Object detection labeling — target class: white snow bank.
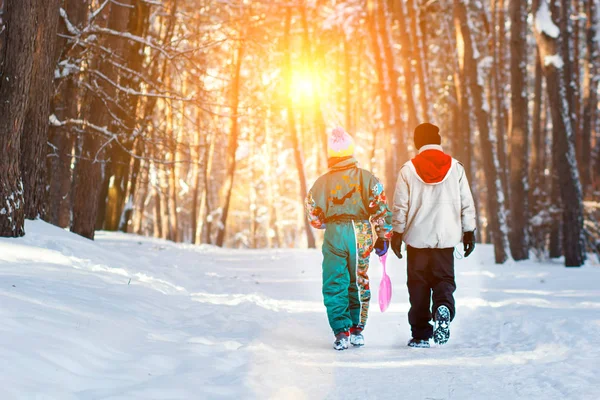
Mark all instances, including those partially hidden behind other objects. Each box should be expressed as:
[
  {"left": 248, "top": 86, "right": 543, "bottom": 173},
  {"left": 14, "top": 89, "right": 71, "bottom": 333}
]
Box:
[{"left": 1, "top": 221, "right": 599, "bottom": 399}]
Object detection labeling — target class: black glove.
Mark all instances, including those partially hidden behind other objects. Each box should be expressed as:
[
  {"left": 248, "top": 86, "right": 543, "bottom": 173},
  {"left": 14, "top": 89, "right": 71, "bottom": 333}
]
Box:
[
  {"left": 463, "top": 231, "right": 476, "bottom": 258},
  {"left": 391, "top": 233, "right": 403, "bottom": 259},
  {"left": 374, "top": 237, "right": 389, "bottom": 257}
]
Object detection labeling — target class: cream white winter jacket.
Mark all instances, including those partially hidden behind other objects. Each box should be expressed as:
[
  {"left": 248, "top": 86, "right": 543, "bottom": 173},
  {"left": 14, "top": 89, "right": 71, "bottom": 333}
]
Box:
[{"left": 392, "top": 145, "right": 477, "bottom": 249}]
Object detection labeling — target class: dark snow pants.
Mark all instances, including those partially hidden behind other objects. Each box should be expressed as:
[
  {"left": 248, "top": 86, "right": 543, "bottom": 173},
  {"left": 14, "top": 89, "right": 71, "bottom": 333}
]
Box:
[{"left": 406, "top": 246, "right": 456, "bottom": 340}]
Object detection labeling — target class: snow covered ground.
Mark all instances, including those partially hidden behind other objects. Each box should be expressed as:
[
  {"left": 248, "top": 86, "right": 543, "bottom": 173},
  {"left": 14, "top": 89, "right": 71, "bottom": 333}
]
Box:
[{"left": 1, "top": 221, "right": 599, "bottom": 400}]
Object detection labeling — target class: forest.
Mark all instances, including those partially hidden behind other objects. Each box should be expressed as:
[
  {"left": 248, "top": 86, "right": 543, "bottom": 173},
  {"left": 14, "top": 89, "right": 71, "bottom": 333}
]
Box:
[{"left": 0, "top": 0, "right": 599, "bottom": 266}]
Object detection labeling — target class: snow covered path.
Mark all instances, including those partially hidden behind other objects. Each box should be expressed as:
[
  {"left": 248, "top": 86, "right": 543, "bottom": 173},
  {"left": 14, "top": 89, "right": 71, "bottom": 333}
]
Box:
[{"left": 1, "top": 222, "right": 599, "bottom": 399}]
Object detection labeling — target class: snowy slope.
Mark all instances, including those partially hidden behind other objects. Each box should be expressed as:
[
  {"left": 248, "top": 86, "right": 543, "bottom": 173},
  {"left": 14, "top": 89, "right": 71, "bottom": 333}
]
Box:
[{"left": 1, "top": 221, "right": 599, "bottom": 400}]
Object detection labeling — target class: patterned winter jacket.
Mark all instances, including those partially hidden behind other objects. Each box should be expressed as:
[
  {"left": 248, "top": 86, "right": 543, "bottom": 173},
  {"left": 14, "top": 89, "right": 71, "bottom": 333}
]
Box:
[{"left": 305, "top": 156, "right": 393, "bottom": 239}]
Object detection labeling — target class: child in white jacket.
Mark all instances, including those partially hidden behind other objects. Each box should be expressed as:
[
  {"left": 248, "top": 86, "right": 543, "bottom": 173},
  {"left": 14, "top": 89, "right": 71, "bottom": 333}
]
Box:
[{"left": 391, "top": 123, "right": 477, "bottom": 348}]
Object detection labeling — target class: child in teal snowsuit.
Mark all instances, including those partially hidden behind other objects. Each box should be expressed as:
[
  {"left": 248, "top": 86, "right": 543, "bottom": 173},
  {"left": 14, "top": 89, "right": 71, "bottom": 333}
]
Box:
[{"left": 305, "top": 127, "right": 393, "bottom": 350}]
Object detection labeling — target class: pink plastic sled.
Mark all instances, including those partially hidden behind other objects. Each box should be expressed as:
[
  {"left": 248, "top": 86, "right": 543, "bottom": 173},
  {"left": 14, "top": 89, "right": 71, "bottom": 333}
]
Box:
[{"left": 378, "top": 253, "right": 392, "bottom": 312}]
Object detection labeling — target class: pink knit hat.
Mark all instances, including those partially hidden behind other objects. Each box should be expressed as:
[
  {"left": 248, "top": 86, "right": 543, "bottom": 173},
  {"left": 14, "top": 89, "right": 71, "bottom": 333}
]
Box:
[{"left": 328, "top": 127, "right": 355, "bottom": 158}]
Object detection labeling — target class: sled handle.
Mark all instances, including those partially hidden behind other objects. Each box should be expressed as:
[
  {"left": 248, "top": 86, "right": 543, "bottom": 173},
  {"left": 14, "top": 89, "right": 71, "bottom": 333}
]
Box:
[{"left": 380, "top": 253, "right": 387, "bottom": 274}]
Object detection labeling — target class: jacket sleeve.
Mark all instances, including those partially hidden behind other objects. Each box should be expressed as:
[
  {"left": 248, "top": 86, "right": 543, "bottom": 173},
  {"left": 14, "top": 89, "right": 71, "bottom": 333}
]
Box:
[
  {"left": 367, "top": 177, "right": 393, "bottom": 239},
  {"left": 305, "top": 188, "right": 326, "bottom": 230},
  {"left": 392, "top": 166, "right": 410, "bottom": 234},
  {"left": 458, "top": 163, "right": 477, "bottom": 233}
]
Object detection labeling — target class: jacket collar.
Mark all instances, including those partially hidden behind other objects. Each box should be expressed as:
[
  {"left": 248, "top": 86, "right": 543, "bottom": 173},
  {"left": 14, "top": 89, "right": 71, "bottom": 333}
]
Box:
[
  {"left": 418, "top": 144, "right": 444, "bottom": 154},
  {"left": 328, "top": 156, "right": 358, "bottom": 171}
]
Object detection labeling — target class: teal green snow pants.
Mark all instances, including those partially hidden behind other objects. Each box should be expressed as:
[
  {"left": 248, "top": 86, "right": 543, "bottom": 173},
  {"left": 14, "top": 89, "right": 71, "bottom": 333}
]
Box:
[{"left": 322, "top": 221, "right": 374, "bottom": 334}]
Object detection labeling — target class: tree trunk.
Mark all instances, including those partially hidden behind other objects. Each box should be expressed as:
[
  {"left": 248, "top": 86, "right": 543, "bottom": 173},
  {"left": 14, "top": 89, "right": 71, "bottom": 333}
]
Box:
[
  {"left": 20, "top": 0, "right": 61, "bottom": 220},
  {"left": 407, "top": 0, "right": 431, "bottom": 120},
  {"left": 103, "top": 146, "right": 129, "bottom": 231},
  {"left": 47, "top": 0, "right": 88, "bottom": 228},
  {"left": 71, "top": 1, "right": 132, "bottom": 239},
  {"left": 549, "top": 169, "right": 562, "bottom": 258},
  {"left": 533, "top": 0, "right": 586, "bottom": 266},
  {"left": 133, "top": 158, "right": 149, "bottom": 235},
  {"left": 367, "top": 0, "right": 392, "bottom": 143},
  {"left": 559, "top": 0, "right": 582, "bottom": 189},
  {"left": 264, "top": 108, "right": 281, "bottom": 248},
  {"left": 560, "top": 0, "right": 579, "bottom": 155},
  {"left": 508, "top": 0, "right": 530, "bottom": 260},
  {"left": 105, "top": 1, "right": 150, "bottom": 232},
  {"left": 167, "top": 103, "right": 180, "bottom": 242},
  {"left": 119, "top": 138, "right": 144, "bottom": 232},
  {"left": 46, "top": 127, "right": 75, "bottom": 228},
  {"left": 0, "top": 0, "right": 38, "bottom": 237},
  {"left": 531, "top": 51, "right": 545, "bottom": 191},
  {"left": 530, "top": 49, "right": 547, "bottom": 253},
  {"left": 376, "top": 0, "right": 407, "bottom": 195},
  {"left": 344, "top": 37, "right": 352, "bottom": 132},
  {"left": 215, "top": 43, "right": 244, "bottom": 247},
  {"left": 299, "top": 2, "right": 327, "bottom": 166},
  {"left": 283, "top": 6, "right": 316, "bottom": 248},
  {"left": 582, "top": 0, "right": 599, "bottom": 195},
  {"left": 454, "top": 0, "right": 510, "bottom": 263},
  {"left": 152, "top": 166, "right": 163, "bottom": 239},
  {"left": 391, "top": 0, "right": 419, "bottom": 134},
  {"left": 492, "top": 0, "right": 510, "bottom": 205},
  {"left": 200, "top": 130, "right": 216, "bottom": 244},
  {"left": 95, "top": 163, "right": 110, "bottom": 231},
  {"left": 191, "top": 115, "right": 204, "bottom": 244},
  {"left": 249, "top": 120, "right": 258, "bottom": 248},
  {"left": 443, "top": 5, "right": 472, "bottom": 177}
]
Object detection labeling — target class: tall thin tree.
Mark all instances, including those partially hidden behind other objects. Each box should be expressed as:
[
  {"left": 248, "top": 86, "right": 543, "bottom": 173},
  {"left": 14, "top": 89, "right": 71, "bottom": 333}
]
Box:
[
  {"left": 532, "top": 0, "right": 586, "bottom": 266},
  {"left": 215, "top": 43, "right": 244, "bottom": 247},
  {"left": 454, "top": 0, "right": 510, "bottom": 263},
  {"left": 582, "top": 0, "right": 599, "bottom": 194},
  {"left": 283, "top": 6, "right": 316, "bottom": 248},
  {"left": 508, "top": 0, "right": 530, "bottom": 260}
]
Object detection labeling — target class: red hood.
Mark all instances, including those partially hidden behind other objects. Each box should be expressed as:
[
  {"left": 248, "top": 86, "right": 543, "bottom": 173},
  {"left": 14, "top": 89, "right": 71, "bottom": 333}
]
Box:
[{"left": 411, "top": 150, "right": 452, "bottom": 183}]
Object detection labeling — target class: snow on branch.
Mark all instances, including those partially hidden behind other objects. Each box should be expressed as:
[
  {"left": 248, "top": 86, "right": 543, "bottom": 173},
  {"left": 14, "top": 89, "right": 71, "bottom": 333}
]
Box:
[
  {"left": 535, "top": 0, "right": 560, "bottom": 39},
  {"left": 89, "top": 0, "right": 111, "bottom": 22},
  {"left": 48, "top": 115, "right": 206, "bottom": 166},
  {"left": 59, "top": 8, "right": 80, "bottom": 35},
  {"left": 49, "top": 116, "right": 118, "bottom": 139},
  {"left": 84, "top": 25, "right": 170, "bottom": 58},
  {"left": 88, "top": 69, "right": 195, "bottom": 102}
]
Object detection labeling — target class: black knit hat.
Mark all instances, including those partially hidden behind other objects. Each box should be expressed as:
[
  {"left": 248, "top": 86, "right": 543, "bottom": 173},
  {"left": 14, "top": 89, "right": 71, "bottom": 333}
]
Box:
[{"left": 414, "top": 123, "right": 441, "bottom": 150}]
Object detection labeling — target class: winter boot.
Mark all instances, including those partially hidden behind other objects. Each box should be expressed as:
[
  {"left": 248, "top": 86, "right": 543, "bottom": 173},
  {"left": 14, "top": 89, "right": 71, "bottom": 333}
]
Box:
[
  {"left": 349, "top": 327, "right": 365, "bottom": 347},
  {"left": 407, "top": 338, "right": 430, "bottom": 348},
  {"left": 433, "top": 305, "right": 451, "bottom": 345},
  {"left": 333, "top": 331, "right": 350, "bottom": 351}
]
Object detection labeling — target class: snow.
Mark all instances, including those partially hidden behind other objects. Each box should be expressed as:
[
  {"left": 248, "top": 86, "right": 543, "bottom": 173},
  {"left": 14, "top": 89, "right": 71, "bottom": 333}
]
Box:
[
  {"left": 59, "top": 8, "right": 80, "bottom": 35},
  {"left": 535, "top": 0, "right": 560, "bottom": 39},
  {"left": 477, "top": 56, "right": 493, "bottom": 88},
  {"left": 48, "top": 114, "right": 62, "bottom": 127},
  {"left": 544, "top": 54, "right": 564, "bottom": 69},
  {"left": 1, "top": 221, "right": 600, "bottom": 399}
]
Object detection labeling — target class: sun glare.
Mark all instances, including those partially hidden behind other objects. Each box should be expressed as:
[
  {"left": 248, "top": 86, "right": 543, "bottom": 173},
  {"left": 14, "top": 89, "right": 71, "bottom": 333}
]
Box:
[{"left": 289, "top": 68, "right": 319, "bottom": 105}]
